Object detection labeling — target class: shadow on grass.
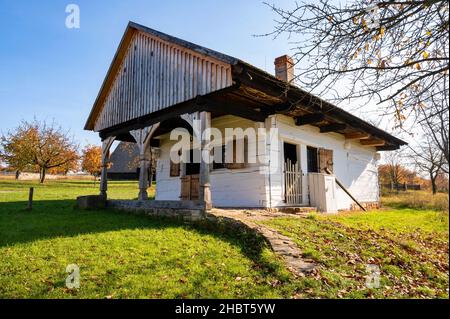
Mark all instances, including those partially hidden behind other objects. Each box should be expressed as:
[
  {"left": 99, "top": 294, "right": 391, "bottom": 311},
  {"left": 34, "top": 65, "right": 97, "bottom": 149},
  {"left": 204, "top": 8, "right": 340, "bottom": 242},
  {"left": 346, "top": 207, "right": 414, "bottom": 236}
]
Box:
[{"left": 0, "top": 199, "right": 278, "bottom": 277}]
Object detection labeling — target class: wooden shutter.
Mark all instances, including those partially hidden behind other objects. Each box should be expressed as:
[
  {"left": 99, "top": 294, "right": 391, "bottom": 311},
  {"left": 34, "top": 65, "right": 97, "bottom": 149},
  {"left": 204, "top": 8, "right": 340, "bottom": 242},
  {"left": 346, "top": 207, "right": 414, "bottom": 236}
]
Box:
[
  {"left": 170, "top": 160, "right": 180, "bottom": 177},
  {"left": 225, "top": 139, "right": 247, "bottom": 169},
  {"left": 318, "top": 148, "right": 334, "bottom": 173},
  {"left": 190, "top": 175, "right": 199, "bottom": 200},
  {"left": 180, "top": 175, "right": 199, "bottom": 200},
  {"left": 180, "top": 176, "right": 190, "bottom": 200}
]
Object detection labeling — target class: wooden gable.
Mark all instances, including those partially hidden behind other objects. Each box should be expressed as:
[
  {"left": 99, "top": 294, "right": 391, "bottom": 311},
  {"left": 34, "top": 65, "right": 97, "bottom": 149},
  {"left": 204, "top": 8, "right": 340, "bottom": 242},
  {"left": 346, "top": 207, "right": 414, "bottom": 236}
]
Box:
[
  {"left": 86, "top": 22, "right": 406, "bottom": 152},
  {"left": 89, "top": 27, "right": 233, "bottom": 132}
]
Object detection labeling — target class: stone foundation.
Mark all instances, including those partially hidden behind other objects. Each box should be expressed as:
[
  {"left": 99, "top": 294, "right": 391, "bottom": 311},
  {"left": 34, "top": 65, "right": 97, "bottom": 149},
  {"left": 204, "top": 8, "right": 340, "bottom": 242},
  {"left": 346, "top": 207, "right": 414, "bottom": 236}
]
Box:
[
  {"left": 76, "top": 195, "right": 106, "bottom": 209},
  {"left": 268, "top": 206, "right": 317, "bottom": 214},
  {"left": 106, "top": 200, "right": 207, "bottom": 222},
  {"left": 350, "top": 201, "right": 380, "bottom": 211}
]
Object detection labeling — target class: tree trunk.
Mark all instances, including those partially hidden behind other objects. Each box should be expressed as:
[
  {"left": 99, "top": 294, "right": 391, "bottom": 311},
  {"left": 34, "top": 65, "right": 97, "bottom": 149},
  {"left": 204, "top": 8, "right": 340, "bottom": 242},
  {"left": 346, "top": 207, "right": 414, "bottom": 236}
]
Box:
[
  {"left": 40, "top": 167, "right": 46, "bottom": 184},
  {"left": 431, "top": 176, "right": 437, "bottom": 195},
  {"left": 15, "top": 170, "right": 20, "bottom": 180}
]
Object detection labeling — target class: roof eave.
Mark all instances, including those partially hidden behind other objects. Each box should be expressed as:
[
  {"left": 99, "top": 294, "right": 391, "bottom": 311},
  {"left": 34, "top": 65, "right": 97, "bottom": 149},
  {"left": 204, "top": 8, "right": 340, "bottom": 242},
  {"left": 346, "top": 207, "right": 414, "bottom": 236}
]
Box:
[
  {"left": 85, "top": 21, "right": 241, "bottom": 132},
  {"left": 84, "top": 22, "right": 138, "bottom": 131},
  {"left": 233, "top": 61, "right": 408, "bottom": 148}
]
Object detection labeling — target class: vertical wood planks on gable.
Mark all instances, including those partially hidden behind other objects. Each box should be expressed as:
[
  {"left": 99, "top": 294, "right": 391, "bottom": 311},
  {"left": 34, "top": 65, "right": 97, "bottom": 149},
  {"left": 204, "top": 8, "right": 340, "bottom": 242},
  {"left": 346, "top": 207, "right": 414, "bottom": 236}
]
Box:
[{"left": 94, "top": 31, "right": 233, "bottom": 132}]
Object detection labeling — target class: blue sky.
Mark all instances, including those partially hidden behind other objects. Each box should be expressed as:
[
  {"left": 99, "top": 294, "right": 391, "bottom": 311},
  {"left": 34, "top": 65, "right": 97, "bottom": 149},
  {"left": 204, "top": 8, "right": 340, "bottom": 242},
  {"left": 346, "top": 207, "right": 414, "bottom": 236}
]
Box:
[
  {"left": 0, "top": 0, "right": 399, "bottom": 148},
  {"left": 0, "top": 0, "right": 299, "bottom": 146}
]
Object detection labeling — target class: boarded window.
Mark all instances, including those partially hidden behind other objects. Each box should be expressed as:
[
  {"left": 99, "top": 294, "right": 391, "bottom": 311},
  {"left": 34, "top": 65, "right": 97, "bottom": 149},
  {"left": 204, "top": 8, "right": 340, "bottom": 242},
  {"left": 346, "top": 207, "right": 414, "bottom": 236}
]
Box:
[
  {"left": 318, "top": 148, "right": 334, "bottom": 173},
  {"left": 225, "top": 138, "right": 248, "bottom": 170},
  {"left": 170, "top": 160, "right": 180, "bottom": 177}
]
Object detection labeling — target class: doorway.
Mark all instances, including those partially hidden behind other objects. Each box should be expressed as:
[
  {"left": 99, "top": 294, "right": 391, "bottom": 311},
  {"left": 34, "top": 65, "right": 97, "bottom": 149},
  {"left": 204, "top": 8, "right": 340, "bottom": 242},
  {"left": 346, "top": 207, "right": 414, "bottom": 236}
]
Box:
[
  {"left": 283, "top": 142, "right": 302, "bottom": 205},
  {"left": 284, "top": 142, "right": 298, "bottom": 165},
  {"left": 180, "top": 149, "right": 200, "bottom": 200}
]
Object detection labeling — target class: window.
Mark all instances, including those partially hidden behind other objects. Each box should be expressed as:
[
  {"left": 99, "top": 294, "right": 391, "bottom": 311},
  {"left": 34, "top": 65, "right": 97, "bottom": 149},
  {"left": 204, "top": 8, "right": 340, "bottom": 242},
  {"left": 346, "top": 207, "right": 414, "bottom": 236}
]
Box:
[
  {"left": 226, "top": 138, "right": 248, "bottom": 169},
  {"left": 170, "top": 149, "right": 182, "bottom": 177},
  {"left": 185, "top": 149, "right": 200, "bottom": 176},
  {"left": 307, "top": 146, "right": 319, "bottom": 173},
  {"left": 170, "top": 160, "right": 180, "bottom": 177},
  {"left": 307, "top": 147, "right": 334, "bottom": 173},
  {"left": 213, "top": 138, "right": 248, "bottom": 170},
  {"left": 284, "top": 142, "right": 298, "bottom": 165}
]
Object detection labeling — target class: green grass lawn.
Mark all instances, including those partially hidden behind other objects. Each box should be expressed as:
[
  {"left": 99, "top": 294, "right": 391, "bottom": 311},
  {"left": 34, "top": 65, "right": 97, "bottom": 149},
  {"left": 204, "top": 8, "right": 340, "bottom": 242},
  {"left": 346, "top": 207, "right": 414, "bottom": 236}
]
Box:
[
  {"left": 263, "top": 209, "right": 449, "bottom": 298},
  {"left": 0, "top": 179, "right": 298, "bottom": 298},
  {"left": 0, "top": 179, "right": 448, "bottom": 299}
]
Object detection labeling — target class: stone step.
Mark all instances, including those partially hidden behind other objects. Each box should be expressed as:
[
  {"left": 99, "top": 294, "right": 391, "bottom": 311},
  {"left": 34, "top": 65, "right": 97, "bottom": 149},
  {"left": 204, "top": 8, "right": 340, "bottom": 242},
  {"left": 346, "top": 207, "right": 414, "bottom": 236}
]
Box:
[{"left": 271, "top": 207, "right": 318, "bottom": 215}]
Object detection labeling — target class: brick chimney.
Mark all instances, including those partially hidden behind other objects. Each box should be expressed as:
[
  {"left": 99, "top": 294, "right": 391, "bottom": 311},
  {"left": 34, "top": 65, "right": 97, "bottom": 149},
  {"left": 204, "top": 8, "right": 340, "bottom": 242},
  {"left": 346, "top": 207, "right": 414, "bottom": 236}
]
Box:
[{"left": 274, "top": 55, "right": 294, "bottom": 83}]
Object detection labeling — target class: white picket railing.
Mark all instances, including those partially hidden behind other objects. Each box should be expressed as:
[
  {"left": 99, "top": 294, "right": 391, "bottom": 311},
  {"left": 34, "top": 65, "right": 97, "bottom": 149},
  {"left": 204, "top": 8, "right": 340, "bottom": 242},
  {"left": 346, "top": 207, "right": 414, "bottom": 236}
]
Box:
[{"left": 284, "top": 159, "right": 303, "bottom": 205}]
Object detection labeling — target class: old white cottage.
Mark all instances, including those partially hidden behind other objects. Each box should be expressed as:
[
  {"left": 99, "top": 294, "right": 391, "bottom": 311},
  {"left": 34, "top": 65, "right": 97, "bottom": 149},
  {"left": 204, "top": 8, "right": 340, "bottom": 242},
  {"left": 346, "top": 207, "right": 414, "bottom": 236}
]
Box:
[{"left": 84, "top": 22, "right": 406, "bottom": 214}]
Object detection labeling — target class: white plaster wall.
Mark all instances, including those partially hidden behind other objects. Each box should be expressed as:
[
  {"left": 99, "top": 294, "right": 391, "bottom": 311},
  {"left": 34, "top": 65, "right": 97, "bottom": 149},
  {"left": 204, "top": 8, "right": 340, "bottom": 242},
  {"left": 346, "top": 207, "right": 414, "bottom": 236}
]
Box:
[
  {"left": 155, "top": 115, "right": 268, "bottom": 207},
  {"left": 210, "top": 115, "right": 267, "bottom": 207},
  {"left": 155, "top": 114, "right": 380, "bottom": 210},
  {"left": 271, "top": 115, "right": 380, "bottom": 210},
  {"left": 155, "top": 137, "right": 182, "bottom": 201}
]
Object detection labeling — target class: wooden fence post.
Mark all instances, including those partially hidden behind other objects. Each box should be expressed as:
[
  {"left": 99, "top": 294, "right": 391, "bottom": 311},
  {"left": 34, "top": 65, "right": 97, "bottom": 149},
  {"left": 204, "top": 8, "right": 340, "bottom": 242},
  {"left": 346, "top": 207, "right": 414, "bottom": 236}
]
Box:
[{"left": 27, "top": 187, "right": 34, "bottom": 211}]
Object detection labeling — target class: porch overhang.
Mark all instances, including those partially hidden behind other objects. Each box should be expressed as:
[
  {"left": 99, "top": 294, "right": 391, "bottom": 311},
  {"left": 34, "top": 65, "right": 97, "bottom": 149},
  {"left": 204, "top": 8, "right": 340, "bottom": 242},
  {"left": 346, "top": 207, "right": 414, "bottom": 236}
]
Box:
[
  {"left": 87, "top": 21, "right": 406, "bottom": 151},
  {"left": 229, "top": 62, "right": 408, "bottom": 151}
]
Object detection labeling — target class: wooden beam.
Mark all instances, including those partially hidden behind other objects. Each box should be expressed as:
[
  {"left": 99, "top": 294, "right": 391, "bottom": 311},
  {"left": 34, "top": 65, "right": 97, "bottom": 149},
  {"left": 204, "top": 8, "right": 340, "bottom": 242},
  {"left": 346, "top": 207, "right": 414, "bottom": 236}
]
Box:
[
  {"left": 296, "top": 113, "right": 325, "bottom": 126},
  {"left": 99, "top": 98, "right": 204, "bottom": 139},
  {"left": 204, "top": 98, "right": 269, "bottom": 122},
  {"left": 377, "top": 144, "right": 399, "bottom": 151},
  {"left": 232, "top": 63, "right": 407, "bottom": 148},
  {"left": 273, "top": 102, "right": 293, "bottom": 112},
  {"left": 320, "top": 123, "right": 347, "bottom": 133},
  {"left": 344, "top": 132, "right": 370, "bottom": 140},
  {"left": 360, "top": 138, "right": 386, "bottom": 147}
]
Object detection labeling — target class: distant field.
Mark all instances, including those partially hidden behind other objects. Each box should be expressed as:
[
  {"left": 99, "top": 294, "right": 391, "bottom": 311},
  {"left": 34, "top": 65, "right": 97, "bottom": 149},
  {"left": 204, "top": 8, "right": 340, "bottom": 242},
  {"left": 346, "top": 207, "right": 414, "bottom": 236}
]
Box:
[
  {"left": 381, "top": 190, "right": 449, "bottom": 212},
  {"left": 0, "top": 178, "right": 144, "bottom": 201},
  {"left": 0, "top": 179, "right": 448, "bottom": 299},
  {"left": 0, "top": 174, "right": 93, "bottom": 181}
]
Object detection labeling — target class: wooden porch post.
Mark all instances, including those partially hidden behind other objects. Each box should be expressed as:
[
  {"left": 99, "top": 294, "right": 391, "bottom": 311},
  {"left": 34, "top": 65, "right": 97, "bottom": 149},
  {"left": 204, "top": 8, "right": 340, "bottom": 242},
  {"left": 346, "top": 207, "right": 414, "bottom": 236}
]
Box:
[
  {"left": 199, "top": 111, "right": 212, "bottom": 210},
  {"left": 131, "top": 124, "right": 160, "bottom": 201},
  {"left": 138, "top": 153, "right": 149, "bottom": 200},
  {"left": 100, "top": 136, "right": 115, "bottom": 198}
]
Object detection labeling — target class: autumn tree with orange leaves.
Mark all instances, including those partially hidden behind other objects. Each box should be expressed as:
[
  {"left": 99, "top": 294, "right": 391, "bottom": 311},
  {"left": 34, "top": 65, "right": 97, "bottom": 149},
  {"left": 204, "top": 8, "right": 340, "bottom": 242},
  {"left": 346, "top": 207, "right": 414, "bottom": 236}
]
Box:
[
  {"left": 0, "top": 120, "right": 79, "bottom": 183},
  {"left": 0, "top": 121, "right": 36, "bottom": 179},
  {"left": 48, "top": 149, "right": 80, "bottom": 175},
  {"left": 81, "top": 145, "right": 102, "bottom": 180}
]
